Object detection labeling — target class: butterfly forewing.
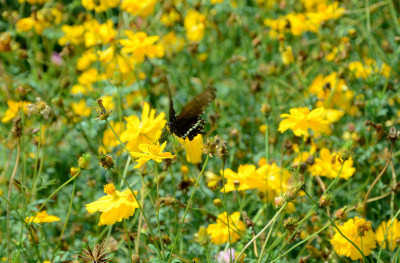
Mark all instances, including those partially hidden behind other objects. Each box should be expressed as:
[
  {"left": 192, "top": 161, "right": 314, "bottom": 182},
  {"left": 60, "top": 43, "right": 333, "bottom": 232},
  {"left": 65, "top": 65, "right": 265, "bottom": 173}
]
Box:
[{"left": 176, "top": 87, "right": 216, "bottom": 121}]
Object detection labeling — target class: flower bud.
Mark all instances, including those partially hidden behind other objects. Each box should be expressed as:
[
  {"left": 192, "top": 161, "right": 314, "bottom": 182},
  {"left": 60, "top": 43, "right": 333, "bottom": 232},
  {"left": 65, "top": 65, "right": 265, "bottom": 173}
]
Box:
[
  {"left": 78, "top": 153, "right": 91, "bottom": 169},
  {"left": 70, "top": 167, "right": 80, "bottom": 177},
  {"left": 207, "top": 180, "right": 219, "bottom": 191},
  {"left": 213, "top": 198, "right": 222, "bottom": 207},
  {"left": 274, "top": 195, "right": 285, "bottom": 208},
  {"left": 334, "top": 207, "right": 347, "bottom": 221},
  {"left": 318, "top": 193, "right": 332, "bottom": 209},
  {"left": 98, "top": 152, "right": 114, "bottom": 169}
]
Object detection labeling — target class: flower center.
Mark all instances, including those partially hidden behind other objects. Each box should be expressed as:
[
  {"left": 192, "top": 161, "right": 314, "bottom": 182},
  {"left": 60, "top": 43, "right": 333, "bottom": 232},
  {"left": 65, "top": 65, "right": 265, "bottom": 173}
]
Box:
[{"left": 104, "top": 183, "right": 117, "bottom": 197}]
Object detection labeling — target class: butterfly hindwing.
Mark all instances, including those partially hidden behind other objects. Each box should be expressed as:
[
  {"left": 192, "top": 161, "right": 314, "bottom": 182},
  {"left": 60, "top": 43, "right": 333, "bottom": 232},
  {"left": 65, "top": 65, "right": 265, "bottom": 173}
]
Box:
[{"left": 176, "top": 87, "right": 216, "bottom": 121}]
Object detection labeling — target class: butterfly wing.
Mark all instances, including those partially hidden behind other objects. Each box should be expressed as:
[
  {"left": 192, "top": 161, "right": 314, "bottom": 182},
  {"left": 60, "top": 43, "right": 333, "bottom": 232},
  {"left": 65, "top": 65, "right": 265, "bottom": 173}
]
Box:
[{"left": 172, "top": 87, "right": 216, "bottom": 140}]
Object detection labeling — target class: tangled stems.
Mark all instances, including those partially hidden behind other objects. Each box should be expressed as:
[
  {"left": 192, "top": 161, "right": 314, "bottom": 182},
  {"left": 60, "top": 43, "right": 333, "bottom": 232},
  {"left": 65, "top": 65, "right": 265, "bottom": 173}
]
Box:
[
  {"left": 113, "top": 168, "right": 164, "bottom": 259},
  {"left": 234, "top": 203, "right": 287, "bottom": 263},
  {"left": 363, "top": 142, "right": 394, "bottom": 218},
  {"left": 167, "top": 155, "right": 210, "bottom": 263},
  {"left": 0, "top": 194, "right": 43, "bottom": 262}
]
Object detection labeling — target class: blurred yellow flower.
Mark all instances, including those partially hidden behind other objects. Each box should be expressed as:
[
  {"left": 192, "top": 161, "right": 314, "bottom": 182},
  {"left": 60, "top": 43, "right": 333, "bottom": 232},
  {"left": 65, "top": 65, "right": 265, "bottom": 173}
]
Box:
[
  {"left": 178, "top": 134, "right": 203, "bottom": 164},
  {"left": 376, "top": 218, "right": 400, "bottom": 251},
  {"left": 78, "top": 68, "right": 105, "bottom": 87},
  {"left": 121, "top": 0, "right": 157, "bottom": 17},
  {"left": 101, "top": 95, "right": 115, "bottom": 112},
  {"left": 25, "top": 211, "right": 60, "bottom": 223},
  {"left": 2, "top": 100, "right": 29, "bottom": 123},
  {"left": 76, "top": 49, "right": 97, "bottom": 71},
  {"left": 308, "top": 72, "right": 357, "bottom": 115},
  {"left": 86, "top": 183, "right": 139, "bottom": 226},
  {"left": 349, "top": 58, "right": 391, "bottom": 79},
  {"left": 120, "top": 102, "right": 166, "bottom": 152},
  {"left": 16, "top": 17, "right": 35, "bottom": 32},
  {"left": 280, "top": 45, "right": 294, "bottom": 65},
  {"left": 82, "top": 0, "right": 119, "bottom": 12},
  {"left": 19, "top": 0, "right": 49, "bottom": 4},
  {"left": 278, "top": 107, "right": 331, "bottom": 137},
  {"left": 130, "top": 141, "right": 175, "bottom": 169},
  {"left": 330, "top": 217, "right": 376, "bottom": 260},
  {"left": 84, "top": 19, "right": 116, "bottom": 47},
  {"left": 59, "top": 24, "right": 85, "bottom": 46},
  {"left": 161, "top": 31, "right": 185, "bottom": 57},
  {"left": 222, "top": 164, "right": 267, "bottom": 192},
  {"left": 120, "top": 31, "right": 164, "bottom": 62},
  {"left": 98, "top": 46, "right": 114, "bottom": 63},
  {"left": 207, "top": 212, "right": 246, "bottom": 245},
  {"left": 184, "top": 9, "right": 206, "bottom": 42},
  {"left": 310, "top": 148, "right": 355, "bottom": 180},
  {"left": 102, "top": 121, "right": 124, "bottom": 151},
  {"left": 257, "top": 163, "right": 291, "bottom": 200},
  {"left": 211, "top": 0, "right": 224, "bottom": 3},
  {"left": 161, "top": 9, "right": 181, "bottom": 26},
  {"left": 70, "top": 84, "right": 94, "bottom": 95},
  {"left": 71, "top": 99, "right": 92, "bottom": 117}
]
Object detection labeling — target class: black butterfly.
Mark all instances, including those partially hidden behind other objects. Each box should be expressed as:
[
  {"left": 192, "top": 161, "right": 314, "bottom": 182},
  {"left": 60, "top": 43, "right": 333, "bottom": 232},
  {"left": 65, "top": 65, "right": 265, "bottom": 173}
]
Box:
[{"left": 166, "top": 87, "right": 216, "bottom": 141}]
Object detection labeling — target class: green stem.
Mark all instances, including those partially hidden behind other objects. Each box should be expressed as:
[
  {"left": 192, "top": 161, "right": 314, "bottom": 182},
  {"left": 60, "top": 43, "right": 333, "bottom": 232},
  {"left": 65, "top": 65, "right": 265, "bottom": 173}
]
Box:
[
  {"left": 168, "top": 155, "right": 210, "bottom": 263},
  {"left": 234, "top": 203, "right": 286, "bottom": 263},
  {"left": 54, "top": 180, "right": 76, "bottom": 260},
  {"left": 154, "top": 163, "right": 165, "bottom": 256},
  {"left": 124, "top": 220, "right": 132, "bottom": 262}
]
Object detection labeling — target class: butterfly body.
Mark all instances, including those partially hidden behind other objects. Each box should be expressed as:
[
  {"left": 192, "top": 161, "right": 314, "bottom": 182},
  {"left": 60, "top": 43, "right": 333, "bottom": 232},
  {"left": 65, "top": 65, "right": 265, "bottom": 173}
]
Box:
[{"left": 167, "top": 87, "right": 216, "bottom": 141}]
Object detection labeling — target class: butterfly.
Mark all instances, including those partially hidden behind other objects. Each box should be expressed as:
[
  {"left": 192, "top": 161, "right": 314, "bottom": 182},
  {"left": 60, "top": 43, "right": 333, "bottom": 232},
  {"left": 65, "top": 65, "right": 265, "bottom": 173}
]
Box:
[{"left": 166, "top": 87, "right": 216, "bottom": 141}]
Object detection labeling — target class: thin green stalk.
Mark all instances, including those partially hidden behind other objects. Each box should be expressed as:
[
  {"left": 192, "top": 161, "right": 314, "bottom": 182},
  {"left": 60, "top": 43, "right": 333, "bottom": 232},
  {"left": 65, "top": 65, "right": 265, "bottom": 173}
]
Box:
[
  {"left": 234, "top": 203, "right": 287, "bottom": 263},
  {"left": 168, "top": 156, "right": 210, "bottom": 263},
  {"left": 54, "top": 180, "right": 76, "bottom": 260},
  {"left": 258, "top": 213, "right": 277, "bottom": 262},
  {"left": 0, "top": 194, "right": 43, "bottom": 262},
  {"left": 304, "top": 191, "right": 368, "bottom": 263},
  {"left": 205, "top": 245, "right": 211, "bottom": 263},
  {"left": 220, "top": 161, "right": 232, "bottom": 262},
  {"left": 113, "top": 168, "right": 163, "bottom": 259},
  {"left": 7, "top": 143, "right": 20, "bottom": 263},
  {"left": 269, "top": 222, "right": 331, "bottom": 263},
  {"left": 154, "top": 163, "right": 166, "bottom": 257},
  {"left": 124, "top": 220, "right": 132, "bottom": 262},
  {"left": 36, "top": 173, "right": 79, "bottom": 214},
  {"left": 377, "top": 209, "right": 400, "bottom": 261}
]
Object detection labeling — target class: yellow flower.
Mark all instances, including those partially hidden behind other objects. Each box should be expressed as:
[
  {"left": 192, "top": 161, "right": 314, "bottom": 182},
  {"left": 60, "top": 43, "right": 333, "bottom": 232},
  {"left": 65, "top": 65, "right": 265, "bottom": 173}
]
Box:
[
  {"left": 2, "top": 100, "right": 29, "bottom": 123},
  {"left": 121, "top": 0, "right": 157, "bottom": 17},
  {"left": 98, "top": 46, "right": 115, "bottom": 63},
  {"left": 130, "top": 141, "right": 175, "bottom": 169},
  {"left": 70, "top": 84, "right": 94, "bottom": 95},
  {"left": 101, "top": 95, "right": 115, "bottom": 112},
  {"left": 278, "top": 107, "right": 331, "bottom": 137},
  {"left": 376, "top": 218, "right": 400, "bottom": 251},
  {"left": 25, "top": 210, "right": 60, "bottom": 223},
  {"left": 308, "top": 72, "right": 357, "bottom": 115},
  {"left": 120, "top": 102, "right": 166, "bottom": 152},
  {"left": 161, "top": 31, "right": 185, "bottom": 57},
  {"left": 76, "top": 49, "right": 97, "bottom": 71},
  {"left": 280, "top": 45, "right": 294, "bottom": 65},
  {"left": 120, "top": 31, "right": 164, "bottom": 62},
  {"left": 82, "top": 0, "right": 119, "bottom": 12},
  {"left": 207, "top": 212, "right": 246, "bottom": 245},
  {"left": 310, "top": 148, "right": 355, "bottom": 180},
  {"left": 178, "top": 134, "right": 203, "bottom": 164},
  {"left": 211, "top": 0, "right": 224, "bottom": 3},
  {"left": 78, "top": 68, "right": 104, "bottom": 87},
  {"left": 71, "top": 99, "right": 92, "bottom": 117},
  {"left": 222, "top": 164, "right": 267, "bottom": 192},
  {"left": 161, "top": 9, "right": 181, "bottom": 26},
  {"left": 58, "top": 24, "right": 85, "bottom": 46},
  {"left": 256, "top": 163, "right": 291, "bottom": 200},
  {"left": 349, "top": 58, "right": 391, "bottom": 79},
  {"left": 86, "top": 183, "right": 139, "bottom": 226},
  {"left": 16, "top": 17, "right": 35, "bottom": 32},
  {"left": 19, "top": 0, "right": 49, "bottom": 4},
  {"left": 83, "top": 19, "right": 116, "bottom": 47},
  {"left": 184, "top": 9, "right": 206, "bottom": 42},
  {"left": 330, "top": 217, "right": 376, "bottom": 260}
]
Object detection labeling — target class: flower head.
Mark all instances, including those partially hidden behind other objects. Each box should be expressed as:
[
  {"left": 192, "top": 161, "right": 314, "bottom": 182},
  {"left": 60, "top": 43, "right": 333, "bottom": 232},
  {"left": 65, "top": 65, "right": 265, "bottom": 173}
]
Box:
[
  {"left": 330, "top": 217, "right": 376, "bottom": 260},
  {"left": 131, "top": 141, "right": 175, "bottom": 169},
  {"left": 25, "top": 210, "right": 60, "bottom": 223},
  {"left": 120, "top": 102, "right": 166, "bottom": 152},
  {"left": 376, "top": 218, "right": 400, "bottom": 251},
  {"left": 310, "top": 148, "right": 355, "bottom": 180},
  {"left": 278, "top": 107, "right": 331, "bottom": 137},
  {"left": 86, "top": 183, "right": 139, "bottom": 226},
  {"left": 120, "top": 31, "right": 164, "bottom": 62},
  {"left": 184, "top": 9, "right": 206, "bottom": 42},
  {"left": 121, "top": 0, "right": 157, "bottom": 17},
  {"left": 207, "top": 212, "right": 246, "bottom": 245},
  {"left": 1, "top": 100, "right": 29, "bottom": 123}
]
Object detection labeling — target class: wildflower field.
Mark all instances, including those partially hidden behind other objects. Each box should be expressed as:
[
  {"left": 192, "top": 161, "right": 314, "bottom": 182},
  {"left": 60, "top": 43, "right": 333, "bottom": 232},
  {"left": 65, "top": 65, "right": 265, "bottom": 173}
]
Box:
[{"left": 2, "top": 0, "right": 400, "bottom": 262}]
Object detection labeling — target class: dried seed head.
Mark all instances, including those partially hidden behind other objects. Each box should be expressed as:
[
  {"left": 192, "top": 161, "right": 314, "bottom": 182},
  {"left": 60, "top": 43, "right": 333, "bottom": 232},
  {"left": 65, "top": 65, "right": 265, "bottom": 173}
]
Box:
[
  {"left": 98, "top": 152, "right": 114, "bottom": 169},
  {"left": 94, "top": 98, "right": 112, "bottom": 121},
  {"left": 79, "top": 240, "right": 112, "bottom": 263}
]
